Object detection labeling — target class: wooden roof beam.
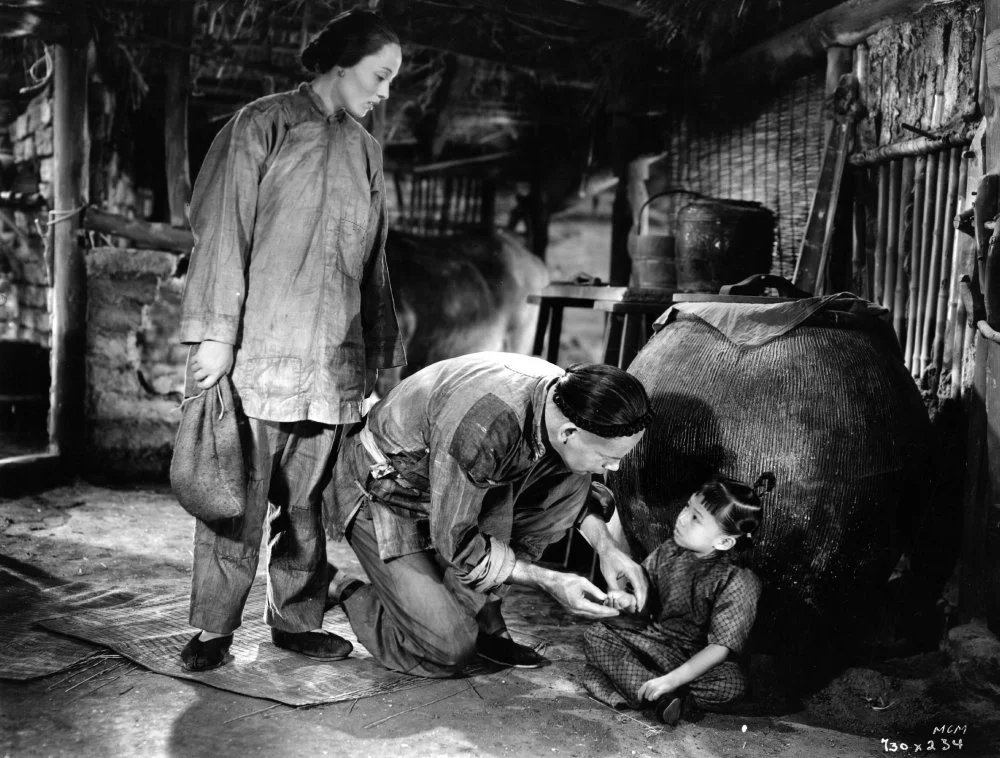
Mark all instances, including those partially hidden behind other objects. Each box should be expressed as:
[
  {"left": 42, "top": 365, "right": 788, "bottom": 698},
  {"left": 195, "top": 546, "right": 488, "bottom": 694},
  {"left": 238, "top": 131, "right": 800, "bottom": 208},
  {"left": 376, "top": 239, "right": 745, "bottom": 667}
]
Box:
[
  {"left": 410, "top": 0, "right": 633, "bottom": 31},
  {"left": 549, "top": 0, "right": 652, "bottom": 18},
  {"left": 400, "top": 38, "right": 598, "bottom": 82},
  {"left": 708, "top": 0, "right": 964, "bottom": 90}
]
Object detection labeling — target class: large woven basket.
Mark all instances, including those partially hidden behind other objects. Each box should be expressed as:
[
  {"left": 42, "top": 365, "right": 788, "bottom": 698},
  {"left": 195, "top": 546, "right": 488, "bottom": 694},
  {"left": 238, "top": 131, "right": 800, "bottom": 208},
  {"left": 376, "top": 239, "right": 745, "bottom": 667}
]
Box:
[{"left": 611, "top": 291, "right": 930, "bottom": 657}]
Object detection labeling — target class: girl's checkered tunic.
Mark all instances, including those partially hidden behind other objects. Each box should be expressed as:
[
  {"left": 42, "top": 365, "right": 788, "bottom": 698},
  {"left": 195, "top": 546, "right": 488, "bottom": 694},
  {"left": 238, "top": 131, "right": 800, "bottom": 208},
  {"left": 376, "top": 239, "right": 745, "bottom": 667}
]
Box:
[{"left": 584, "top": 539, "right": 762, "bottom": 710}]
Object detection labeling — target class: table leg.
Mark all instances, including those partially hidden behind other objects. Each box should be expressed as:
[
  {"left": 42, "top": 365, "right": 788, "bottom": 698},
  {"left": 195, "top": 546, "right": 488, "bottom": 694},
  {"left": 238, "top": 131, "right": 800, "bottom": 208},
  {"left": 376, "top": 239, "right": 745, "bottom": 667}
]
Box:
[
  {"left": 532, "top": 303, "right": 551, "bottom": 357},
  {"left": 620, "top": 313, "right": 644, "bottom": 369},
  {"left": 545, "top": 306, "right": 564, "bottom": 364},
  {"left": 602, "top": 313, "right": 625, "bottom": 366}
]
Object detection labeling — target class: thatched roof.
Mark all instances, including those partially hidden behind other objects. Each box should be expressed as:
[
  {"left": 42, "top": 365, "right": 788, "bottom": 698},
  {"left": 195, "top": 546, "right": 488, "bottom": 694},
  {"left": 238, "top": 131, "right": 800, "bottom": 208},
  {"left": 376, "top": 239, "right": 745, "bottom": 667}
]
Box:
[
  {"left": 1, "top": 0, "right": 848, "bottom": 92},
  {"left": 636, "top": 0, "right": 844, "bottom": 63},
  {"left": 0, "top": 0, "right": 852, "bottom": 159}
]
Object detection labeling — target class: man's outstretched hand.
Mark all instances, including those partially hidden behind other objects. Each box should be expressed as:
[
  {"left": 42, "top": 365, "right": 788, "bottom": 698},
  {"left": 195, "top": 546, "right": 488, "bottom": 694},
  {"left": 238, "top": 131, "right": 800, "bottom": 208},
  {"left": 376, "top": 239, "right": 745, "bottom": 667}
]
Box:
[
  {"left": 508, "top": 558, "right": 618, "bottom": 619},
  {"left": 540, "top": 571, "right": 619, "bottom": 620}
]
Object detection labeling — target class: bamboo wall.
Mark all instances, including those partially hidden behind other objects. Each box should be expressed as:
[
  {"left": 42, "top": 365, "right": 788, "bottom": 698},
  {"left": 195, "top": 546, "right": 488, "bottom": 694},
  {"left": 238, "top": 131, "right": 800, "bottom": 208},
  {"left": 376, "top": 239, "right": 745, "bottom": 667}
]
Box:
[
  {"left": 650, "top": 2, "right": 982, "bottom": 390},
  {"left": 855, "top": 2, "right": 982, "bottom": 388},
  {"left": 653, "top": 69, "right": 828, "bottom": 280}
]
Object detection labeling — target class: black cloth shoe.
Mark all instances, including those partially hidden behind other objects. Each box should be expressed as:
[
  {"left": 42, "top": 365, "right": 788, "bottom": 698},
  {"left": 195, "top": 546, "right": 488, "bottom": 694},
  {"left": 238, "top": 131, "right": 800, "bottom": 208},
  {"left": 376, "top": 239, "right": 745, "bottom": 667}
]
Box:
[
  {"left": 271, "top": 628, "right": 353, "bottom": 661},
  {"left": 656, "top": 695, "right": 684, "bottom": 726},
  {"left": 180, "top": 633, "right": 233, "bottom": 672},
  {"left": 476, "top": 632, "right": 550, "bottom": 669}
]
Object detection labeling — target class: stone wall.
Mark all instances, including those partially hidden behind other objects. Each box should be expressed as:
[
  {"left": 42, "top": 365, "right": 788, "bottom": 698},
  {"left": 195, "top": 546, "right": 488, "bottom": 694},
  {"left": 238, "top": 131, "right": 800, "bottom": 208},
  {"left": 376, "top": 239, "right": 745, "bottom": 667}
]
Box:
[
  {"left": 1, "top": 92, "right": 53, "bottom": 348},
  {"left": 1, "top": 85, "right": 163, "bottom": 468},
  {"left": 85, "top": 247, "right": 186, "bottom": 480},
  {"left": 1, "top": 86, "right": 157, "bottom": 349}
]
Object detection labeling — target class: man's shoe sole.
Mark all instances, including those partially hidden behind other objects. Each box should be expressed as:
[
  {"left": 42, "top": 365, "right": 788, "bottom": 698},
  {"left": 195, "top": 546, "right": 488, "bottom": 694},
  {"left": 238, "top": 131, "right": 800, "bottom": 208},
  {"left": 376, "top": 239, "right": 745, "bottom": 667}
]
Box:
[{"left": 271, "top": 630, "right": 353, "bottom": 661}]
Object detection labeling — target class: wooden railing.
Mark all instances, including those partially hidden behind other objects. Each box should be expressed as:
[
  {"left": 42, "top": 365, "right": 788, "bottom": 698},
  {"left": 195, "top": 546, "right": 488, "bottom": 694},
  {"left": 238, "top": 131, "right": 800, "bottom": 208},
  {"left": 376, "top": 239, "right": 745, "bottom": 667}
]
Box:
[{"left": 388, "top": 152, "right": 514, "bottom": 237}]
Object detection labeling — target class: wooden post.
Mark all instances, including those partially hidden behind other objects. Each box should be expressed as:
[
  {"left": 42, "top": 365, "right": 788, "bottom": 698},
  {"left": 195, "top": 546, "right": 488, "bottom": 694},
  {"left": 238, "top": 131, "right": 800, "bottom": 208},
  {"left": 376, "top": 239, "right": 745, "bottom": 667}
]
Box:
[
  {"left": 883, "top": 158, "right": 914, "bottom": 334},
  {"left": 981, "top": 8, "right": 1000, "bottom": 173},
  {"left": 960, "top": 0, "right": 1000, "bottom": 628},
  {"left": 932, "top": 148, "right": 961, "bottom": 375},
  {"left": 884, "top": 161, "right": 902, "bottom": 310},
  {"left": 480, "top": 173, "right": 496, "bottom": 234},
  {"left": 892, "top": 158, "right": 915, "bottom": 342},
  {"left": 874, "top": 163, "right": 890, "bottom": 304},
  {"left": 794, "top": 51, "right": 858, "bottom": 295},
  {"left": 945, "top": 153, "right": 971, "bottom": 367},
  {"left": 828, "top": 47, "right": 856, "bottom": 294},
  {"left": 525, "top": 176, "right": 550, "bottom": 259},
  {"left": 826, "top": 47, "right": 853, "bottom": 133},
  {"left": 851, "top": 167, "right": 870, "bottom": 298},
  {"left": 50, "top": 43, "right": 89, "bottom": 473},
  {"left": 609, "top": 110, "right": 638, "bottom": 287},
  {"left": 905, "top": 156, "right": 927, "bottom": 370},
  {"left": 913, "top": 152, "right": 939, "bottom": 377},
  {"left": 164, "top": 1, "right": 194, "bottom": 228},
  {"left": 605, "top": 100, "right": 643, "bottom": 367},
  {"left": 919, "top": 150, "right": 950, "bottom": 376},
  {"left": 962, "top": 327, "right": 991, "bottom": 622}
]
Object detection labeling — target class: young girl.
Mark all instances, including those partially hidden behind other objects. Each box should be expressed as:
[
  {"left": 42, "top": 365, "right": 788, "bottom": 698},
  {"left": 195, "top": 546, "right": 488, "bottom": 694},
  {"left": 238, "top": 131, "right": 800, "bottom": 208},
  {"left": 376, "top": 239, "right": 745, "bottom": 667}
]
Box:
[{"left": 583, "top": 473, "right": 774, "bottom": 725}]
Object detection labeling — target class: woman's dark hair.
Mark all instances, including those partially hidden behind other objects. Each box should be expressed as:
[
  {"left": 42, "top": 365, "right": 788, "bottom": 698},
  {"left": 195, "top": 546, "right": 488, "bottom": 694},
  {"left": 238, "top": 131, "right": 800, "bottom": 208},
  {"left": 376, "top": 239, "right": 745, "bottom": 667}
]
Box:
[
  {"left": 552, "top": 363, "right": 653, "bottom": 438},
  {"left": 696, "top": 472, "right": 775, "bottom": 566},
  {"left": 301, "top": 10, "right": 399, "bottom": 73}
]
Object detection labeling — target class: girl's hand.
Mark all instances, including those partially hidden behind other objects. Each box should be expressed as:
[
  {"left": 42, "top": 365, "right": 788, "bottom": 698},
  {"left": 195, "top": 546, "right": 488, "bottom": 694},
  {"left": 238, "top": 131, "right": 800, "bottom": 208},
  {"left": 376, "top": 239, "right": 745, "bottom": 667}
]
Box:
[
  {"left": 638, "top": 675, "right": 677, "bottom": 703},
  {"left": 598, "top": 547, "right": 649, "bottom": 612},
  {"left": 603, "top": 589, "right": 639, "bottom": 614},
  {"left": 191, "top": 340, "right": 234, "bottom": 390}
]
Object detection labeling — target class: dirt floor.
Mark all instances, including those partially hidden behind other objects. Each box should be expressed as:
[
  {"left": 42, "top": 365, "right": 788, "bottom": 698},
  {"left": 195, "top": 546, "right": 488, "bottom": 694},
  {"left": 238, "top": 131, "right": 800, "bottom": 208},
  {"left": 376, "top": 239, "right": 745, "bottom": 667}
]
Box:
[
  {"left": 2, "top": 482, "right": 998, "bottom": 758},
  {"left": 3, "top": 204, "right": 999, "bottom": 756}
]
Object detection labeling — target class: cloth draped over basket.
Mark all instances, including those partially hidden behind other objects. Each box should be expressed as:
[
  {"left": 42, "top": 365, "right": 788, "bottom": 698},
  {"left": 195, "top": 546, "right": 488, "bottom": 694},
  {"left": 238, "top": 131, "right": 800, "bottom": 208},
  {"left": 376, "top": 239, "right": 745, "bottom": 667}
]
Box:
[{"left": 613, "top": 291, "right": 930, "bottom": 656}]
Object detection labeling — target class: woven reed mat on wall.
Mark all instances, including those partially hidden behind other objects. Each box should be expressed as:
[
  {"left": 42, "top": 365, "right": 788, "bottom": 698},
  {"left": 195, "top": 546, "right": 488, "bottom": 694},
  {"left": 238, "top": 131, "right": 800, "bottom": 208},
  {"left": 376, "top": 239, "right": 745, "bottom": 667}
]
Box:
[
  {"left": 0, "top": 569, "right": 128, "bottom": 680},
  {"left": 36, "top": 580, "right": 495, "bottom": 706}
]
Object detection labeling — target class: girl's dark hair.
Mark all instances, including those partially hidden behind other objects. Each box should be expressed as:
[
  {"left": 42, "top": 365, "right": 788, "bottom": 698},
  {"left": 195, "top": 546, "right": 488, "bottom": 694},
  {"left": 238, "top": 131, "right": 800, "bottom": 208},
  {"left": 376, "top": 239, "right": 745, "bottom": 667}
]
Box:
[
  {"left": 552, "top": 363, "right": 653, "bottom": 438},
  {"left": 697, "top": 472, "right": 775, "bottom": 565},
  {"left": 301, "top": 10, "right": 399, "bottom": 73}
]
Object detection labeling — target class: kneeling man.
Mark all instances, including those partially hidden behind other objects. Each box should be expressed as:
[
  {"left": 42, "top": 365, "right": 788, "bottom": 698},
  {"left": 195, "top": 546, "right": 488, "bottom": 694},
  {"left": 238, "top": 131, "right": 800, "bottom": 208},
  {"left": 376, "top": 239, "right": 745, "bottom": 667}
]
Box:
[{"left": 324, "top": 352, "right": 652, "bottom": 677}]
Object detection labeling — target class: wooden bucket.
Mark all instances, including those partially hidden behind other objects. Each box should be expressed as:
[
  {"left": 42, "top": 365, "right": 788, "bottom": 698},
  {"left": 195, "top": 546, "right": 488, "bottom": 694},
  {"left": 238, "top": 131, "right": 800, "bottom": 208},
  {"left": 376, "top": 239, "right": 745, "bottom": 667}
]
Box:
[
  {"left": 675, "top": 197, "right": 775, "bottom": 293},
  {"left": 632, "top": 233, "right": 676, "bottom": 290},
  {"left": 631, "top": 190, "right": 708, "bottom": 290}
]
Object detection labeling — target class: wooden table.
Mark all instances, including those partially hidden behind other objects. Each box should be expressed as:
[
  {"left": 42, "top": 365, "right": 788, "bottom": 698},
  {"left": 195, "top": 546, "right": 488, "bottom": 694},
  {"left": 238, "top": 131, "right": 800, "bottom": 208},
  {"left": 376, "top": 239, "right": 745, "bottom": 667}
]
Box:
[
  {"left": 528, "top": 283, "right": 675, "bottom": 369},
  {"left": 528, "top": 284, "right": 675, "bottom": 575}
]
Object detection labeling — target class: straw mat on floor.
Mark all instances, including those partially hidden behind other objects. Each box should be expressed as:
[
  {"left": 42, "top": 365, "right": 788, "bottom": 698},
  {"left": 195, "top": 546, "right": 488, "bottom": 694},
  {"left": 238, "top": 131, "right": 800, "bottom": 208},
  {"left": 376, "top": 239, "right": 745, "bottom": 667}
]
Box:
[
  {"left": 0, "top": 569, "right": 134, "bottom": 680},
  {"left": 37, "top": 579, "right": 492, "bottom": 706}
]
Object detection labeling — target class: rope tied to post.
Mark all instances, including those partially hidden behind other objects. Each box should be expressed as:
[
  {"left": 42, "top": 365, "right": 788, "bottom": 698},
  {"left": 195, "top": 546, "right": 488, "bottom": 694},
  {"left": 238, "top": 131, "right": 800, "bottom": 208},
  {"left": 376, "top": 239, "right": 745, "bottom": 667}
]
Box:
[{"left": 33, "top": 205, "right": 86, "bottom": 238}]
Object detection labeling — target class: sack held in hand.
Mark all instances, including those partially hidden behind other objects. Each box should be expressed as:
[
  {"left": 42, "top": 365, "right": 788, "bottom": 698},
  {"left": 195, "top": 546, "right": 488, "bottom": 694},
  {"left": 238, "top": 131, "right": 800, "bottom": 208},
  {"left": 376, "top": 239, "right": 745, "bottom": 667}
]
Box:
[{"left": 170, "top": 376, "right": 247, "bottom": 523}]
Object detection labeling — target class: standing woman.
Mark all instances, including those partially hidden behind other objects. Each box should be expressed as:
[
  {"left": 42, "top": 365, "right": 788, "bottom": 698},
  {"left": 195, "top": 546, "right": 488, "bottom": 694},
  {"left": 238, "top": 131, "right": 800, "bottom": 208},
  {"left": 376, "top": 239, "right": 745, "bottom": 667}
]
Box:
[{"left": 177, "top": 11, "right": 406, "bottom": 671}]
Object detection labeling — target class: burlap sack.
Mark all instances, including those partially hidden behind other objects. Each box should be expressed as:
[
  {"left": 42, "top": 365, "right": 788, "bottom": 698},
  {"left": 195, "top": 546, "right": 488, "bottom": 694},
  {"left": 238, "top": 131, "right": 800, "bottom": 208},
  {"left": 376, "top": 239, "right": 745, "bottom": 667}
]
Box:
[{"left": 170, "top": 375, "right": 247, "bottom": 522}]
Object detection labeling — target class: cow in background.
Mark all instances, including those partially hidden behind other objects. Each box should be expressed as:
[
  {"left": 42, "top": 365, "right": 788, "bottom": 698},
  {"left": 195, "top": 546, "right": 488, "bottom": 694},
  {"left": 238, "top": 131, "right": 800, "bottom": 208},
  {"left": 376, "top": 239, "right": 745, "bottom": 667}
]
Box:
[{"left": 379, "top": 228, "right": 549, "bottom": 394}]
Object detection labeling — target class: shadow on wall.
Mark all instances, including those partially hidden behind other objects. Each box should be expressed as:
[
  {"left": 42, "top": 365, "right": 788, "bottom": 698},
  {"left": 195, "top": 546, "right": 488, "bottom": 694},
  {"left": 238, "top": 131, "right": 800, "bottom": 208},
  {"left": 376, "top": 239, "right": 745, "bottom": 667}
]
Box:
[{"left": 379, "top": 228, "right": 548, "bottom": 393}]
